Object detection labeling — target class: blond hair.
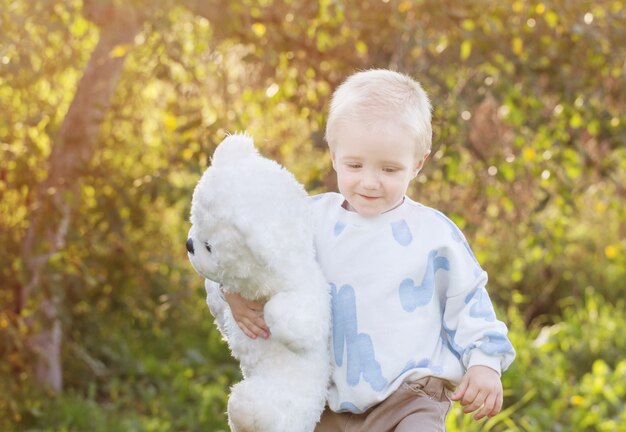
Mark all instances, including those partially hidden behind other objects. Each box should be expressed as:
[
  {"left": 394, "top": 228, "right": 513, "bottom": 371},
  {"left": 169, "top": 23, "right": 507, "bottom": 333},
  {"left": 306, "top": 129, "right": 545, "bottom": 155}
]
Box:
[{"left": 325, "top": 69, "right": 432, "bottom": 158}]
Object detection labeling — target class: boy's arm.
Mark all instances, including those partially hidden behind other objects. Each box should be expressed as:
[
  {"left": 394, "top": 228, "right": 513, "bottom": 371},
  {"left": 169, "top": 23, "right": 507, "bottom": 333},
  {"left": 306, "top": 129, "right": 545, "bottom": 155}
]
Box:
[
  {"left": 443, "top": 273, "right": 516, "bottom": 374},
  {"left": 442, "top": 273, "right": 514, "bottom": 419},
  {"left": 436, "top": 221, "right": 515, "bottom": 418},
  {"left": 443, "top": 272, "right": 515, "bottom": 419},
  {"left": 431, "top": 214, "right": 515, "bottom": 419}
]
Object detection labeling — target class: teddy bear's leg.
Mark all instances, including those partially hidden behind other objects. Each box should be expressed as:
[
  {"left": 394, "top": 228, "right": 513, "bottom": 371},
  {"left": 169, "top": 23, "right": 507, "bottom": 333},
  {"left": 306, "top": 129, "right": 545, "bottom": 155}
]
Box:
[
  {"left": 228, "top": 378, "right": 288, "bottom": 432},
  {"left": 228, "top": 372, "right": 323, "bottom": 432}
]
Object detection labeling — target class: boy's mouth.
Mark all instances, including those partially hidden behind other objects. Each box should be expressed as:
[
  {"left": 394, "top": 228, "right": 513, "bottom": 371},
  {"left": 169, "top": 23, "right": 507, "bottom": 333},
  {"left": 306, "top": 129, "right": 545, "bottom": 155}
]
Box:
[{"left": 358, "top": 194, "right": 380, "bottom": 200}]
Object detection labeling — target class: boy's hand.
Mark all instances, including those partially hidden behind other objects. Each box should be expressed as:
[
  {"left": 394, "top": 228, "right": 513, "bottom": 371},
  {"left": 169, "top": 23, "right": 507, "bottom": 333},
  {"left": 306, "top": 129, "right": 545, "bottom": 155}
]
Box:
[
  {"left": 451, "top": 365, "right": 503, "bottom": 420},
  {"left": 223, "top": 291, "right": 270, "bottom": 340}
]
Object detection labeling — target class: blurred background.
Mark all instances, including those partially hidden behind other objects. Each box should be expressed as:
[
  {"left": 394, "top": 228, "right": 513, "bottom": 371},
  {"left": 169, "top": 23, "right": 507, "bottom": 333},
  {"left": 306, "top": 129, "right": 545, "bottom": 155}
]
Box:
[{"left": 1, "top": 0, "right": 624, "bottom": 430}]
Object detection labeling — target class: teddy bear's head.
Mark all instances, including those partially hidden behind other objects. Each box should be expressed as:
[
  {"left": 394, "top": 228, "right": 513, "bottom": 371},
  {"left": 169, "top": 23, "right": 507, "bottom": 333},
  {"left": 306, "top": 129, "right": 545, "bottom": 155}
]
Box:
[{"left": 186, "top": 134, "right": 312, "bottom": 299}]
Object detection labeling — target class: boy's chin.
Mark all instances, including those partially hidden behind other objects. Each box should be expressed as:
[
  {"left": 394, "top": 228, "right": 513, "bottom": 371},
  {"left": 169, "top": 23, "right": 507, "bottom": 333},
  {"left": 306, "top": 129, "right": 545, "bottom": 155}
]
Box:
[
  {"left": 348, "top": 202, "right": 390, "bottom": 217},
  {"left": 349, "top": 198, "right": 404, "bottom": 217}
]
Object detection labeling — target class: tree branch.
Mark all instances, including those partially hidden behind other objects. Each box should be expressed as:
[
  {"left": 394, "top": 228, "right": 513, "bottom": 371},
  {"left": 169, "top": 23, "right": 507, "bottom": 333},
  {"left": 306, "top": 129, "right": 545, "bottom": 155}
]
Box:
[{"left": 19, "top": 2, "right": 144, "bottom": 392}]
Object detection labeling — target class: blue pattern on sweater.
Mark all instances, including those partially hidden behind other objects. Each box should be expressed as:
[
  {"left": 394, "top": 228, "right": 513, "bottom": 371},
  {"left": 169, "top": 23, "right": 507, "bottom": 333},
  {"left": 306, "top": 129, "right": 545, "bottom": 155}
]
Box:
[
  {"left": 480, "top": 331, "right": 515, "bottom": 355},
  {"left": 399, "top": 250, "right": 450, "bottom": 311},
  {"left": 391, "top": 219, "right": 413, "bottom": 246},
  {"left": 331, "top": 283, "right": 388, "bottom": 391},
  {"left": 334, "top": 221, "right": 346, "bottom": 236},
  {"left": 465, "top": 288, "right": 496, "bottom": 322}
]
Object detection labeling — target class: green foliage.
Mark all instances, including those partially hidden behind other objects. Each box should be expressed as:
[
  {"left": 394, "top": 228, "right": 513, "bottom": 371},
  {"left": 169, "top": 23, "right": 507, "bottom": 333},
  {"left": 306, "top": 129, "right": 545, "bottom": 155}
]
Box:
[
  {"left": 1, "top": 292, "right": 239, "bottom": 431},
  {"left": 1, "top": 0, "right": 624, "bottom": 430},
  {"left": 447, "top": 290, "right": 626, "bottom": 431}
]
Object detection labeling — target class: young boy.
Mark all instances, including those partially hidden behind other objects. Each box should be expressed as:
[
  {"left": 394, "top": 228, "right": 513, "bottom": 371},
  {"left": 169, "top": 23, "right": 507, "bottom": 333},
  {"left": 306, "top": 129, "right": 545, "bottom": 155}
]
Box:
[{"left": 217, "top": 69, "right": 515, "bottom": 431}]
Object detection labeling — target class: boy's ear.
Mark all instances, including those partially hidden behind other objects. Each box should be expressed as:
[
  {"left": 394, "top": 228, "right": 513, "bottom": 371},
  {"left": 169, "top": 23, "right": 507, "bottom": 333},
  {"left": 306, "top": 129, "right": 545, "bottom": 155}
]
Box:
[
  {"left": 413, "top": 151, "right": 430, "bottom": 177},
  {"left": 330, "top": 151, "right": 337, "bottom": 171}
]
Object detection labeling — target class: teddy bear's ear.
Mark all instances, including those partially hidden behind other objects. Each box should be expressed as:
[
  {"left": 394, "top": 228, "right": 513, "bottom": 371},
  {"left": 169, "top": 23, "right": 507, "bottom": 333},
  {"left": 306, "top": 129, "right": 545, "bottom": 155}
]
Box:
[{"left": 211, "top": 133, "right": 257, "bottom": 166}]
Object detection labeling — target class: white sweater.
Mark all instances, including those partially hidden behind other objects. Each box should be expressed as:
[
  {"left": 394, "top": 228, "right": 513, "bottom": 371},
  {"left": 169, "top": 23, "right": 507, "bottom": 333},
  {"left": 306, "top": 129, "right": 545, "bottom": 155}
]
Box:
[{"left": 309, "top": 193, "right": 515, "bottom": 413}]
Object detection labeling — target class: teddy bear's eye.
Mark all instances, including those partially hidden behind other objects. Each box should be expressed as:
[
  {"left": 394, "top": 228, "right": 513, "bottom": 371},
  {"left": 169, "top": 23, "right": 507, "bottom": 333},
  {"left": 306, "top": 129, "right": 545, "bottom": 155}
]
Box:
[{"left": 205, "top": 242, "right": 212, "bottom": 253}]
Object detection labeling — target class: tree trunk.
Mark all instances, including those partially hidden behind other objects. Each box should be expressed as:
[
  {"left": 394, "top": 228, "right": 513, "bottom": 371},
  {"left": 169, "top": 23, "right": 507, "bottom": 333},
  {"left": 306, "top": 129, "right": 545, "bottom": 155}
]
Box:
[{"left": 19, "top": 3, "right": 143, "bottom": 393}]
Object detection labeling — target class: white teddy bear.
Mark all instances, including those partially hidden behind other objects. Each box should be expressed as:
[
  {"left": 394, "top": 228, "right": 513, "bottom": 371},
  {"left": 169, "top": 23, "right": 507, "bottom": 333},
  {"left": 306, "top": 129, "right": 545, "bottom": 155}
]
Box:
[{"left": 186, "top": 134, "right": 331, "bottom": 432}]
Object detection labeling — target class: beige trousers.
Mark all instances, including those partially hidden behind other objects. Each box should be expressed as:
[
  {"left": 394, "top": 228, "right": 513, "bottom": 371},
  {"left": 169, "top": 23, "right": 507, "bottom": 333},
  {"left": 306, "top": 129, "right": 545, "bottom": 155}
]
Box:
[{"left": 315, "top": 376, "right": 454, "bottom": 432}]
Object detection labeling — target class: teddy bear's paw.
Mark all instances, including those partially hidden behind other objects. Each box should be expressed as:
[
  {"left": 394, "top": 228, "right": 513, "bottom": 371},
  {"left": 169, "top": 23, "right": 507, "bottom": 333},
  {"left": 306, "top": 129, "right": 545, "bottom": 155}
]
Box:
[{"left": 264, "top": 293, "right": 316, "bottom": 353}]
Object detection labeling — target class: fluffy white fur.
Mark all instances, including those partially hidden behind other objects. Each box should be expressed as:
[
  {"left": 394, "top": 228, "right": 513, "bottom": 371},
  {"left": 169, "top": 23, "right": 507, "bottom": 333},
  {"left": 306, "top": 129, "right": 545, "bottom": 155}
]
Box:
[{"left": 187, "top": 134, "right": 331, "bottom": 432}]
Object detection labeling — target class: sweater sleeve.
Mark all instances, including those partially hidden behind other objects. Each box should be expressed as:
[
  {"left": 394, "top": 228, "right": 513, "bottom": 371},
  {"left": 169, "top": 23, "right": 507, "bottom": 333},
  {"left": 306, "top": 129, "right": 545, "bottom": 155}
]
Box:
[
  {"left": 439, "top": 226, "right": 516, "bottom": 375},
  {"left": 205, "top": 278, "right": 229, "bottom": 336}
]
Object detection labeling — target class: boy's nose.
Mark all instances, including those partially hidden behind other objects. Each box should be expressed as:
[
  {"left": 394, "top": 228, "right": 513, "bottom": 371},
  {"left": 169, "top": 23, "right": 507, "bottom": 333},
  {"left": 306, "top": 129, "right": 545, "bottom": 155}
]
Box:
[
  {"left": 361, "top": 171, "right": 381, "bottom": 189},
  {"left": 186, "top": 238, "right": 195, "bottom": 255}
]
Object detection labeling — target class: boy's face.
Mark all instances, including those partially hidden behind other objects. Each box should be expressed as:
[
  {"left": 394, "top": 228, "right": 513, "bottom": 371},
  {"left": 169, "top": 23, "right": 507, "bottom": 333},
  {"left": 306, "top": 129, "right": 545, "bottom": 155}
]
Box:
[{"left": 331, "top": 122, "right": 428, "bottom": 217}]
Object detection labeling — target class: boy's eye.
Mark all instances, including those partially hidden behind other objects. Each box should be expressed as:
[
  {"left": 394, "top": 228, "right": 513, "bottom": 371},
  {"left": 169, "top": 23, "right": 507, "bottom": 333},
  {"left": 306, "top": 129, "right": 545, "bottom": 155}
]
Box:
[
  {"left": 383, "top": 167, "right": 399, "bottom": 173},
  {"left": 347, "top": 163, "right": 362, "bottom": 169}
]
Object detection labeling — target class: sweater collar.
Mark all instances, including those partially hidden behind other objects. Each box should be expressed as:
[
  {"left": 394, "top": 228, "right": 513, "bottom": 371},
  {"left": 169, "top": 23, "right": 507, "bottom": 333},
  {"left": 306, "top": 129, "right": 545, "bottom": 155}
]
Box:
[{"left": 338, "top": 195, "right": 411, "bottom": 227}]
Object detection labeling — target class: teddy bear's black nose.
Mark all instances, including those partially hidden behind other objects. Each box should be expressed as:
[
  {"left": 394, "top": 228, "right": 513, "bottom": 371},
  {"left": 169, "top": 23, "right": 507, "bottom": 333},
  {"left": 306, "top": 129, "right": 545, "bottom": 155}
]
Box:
[{"left": 186, "top": 238, "right": 195, "bottom": 255}]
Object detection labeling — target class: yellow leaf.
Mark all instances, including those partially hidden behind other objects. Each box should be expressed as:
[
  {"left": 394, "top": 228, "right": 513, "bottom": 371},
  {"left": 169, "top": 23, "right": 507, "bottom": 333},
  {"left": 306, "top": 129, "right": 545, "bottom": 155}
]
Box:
[
  {"left": 252, "top": 23, "right": 266, "bottom": 38},
  {"left": 512, "top": 37, "right": 523, "bottom": 55},
  {"left": 355, "top": 40, "right": 368, "bottom": 55},
  {"left": 163, "top": 114, "right": 177, "bottom": 131},
  {"left": 462, "top": 19, "right": 475, "bottom": 31},
  {"left": 460, "top": 40, "right": 472, "bottom": 60},
  {"left": 182, "top": 148, "right": 194, "bottom": 160},
  {"left": 83, "top": 185, "right": 95, "bottom": 198},
  {"left": 70, "top": 17, "right": 90, "bottom": 37},
  {"left": 605, "top": 244, "right": 618, "bottom": 259},
  {"left": 570, "top": 395, "right": 584, "bottom": 406},
  {"left": 569, "top": 113, "right": 583, "bottom": 128},
  {"left": 544, "top": 11, "right": 559, "bottom": 28},
  {"left": 398, "top": 1, "right": 412, "bottom": 13},
  {"left": 523, "top": 147, "right": 536, "bottom": 161},
  {"left": 594, "top": 201, "right": 607, "bottom": 213},
  {"left": 535, "top": 3, "right": 546, "bottom": 14},
  {"left": 109, "top": 44, "right": 133, "bottom": 58}
]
